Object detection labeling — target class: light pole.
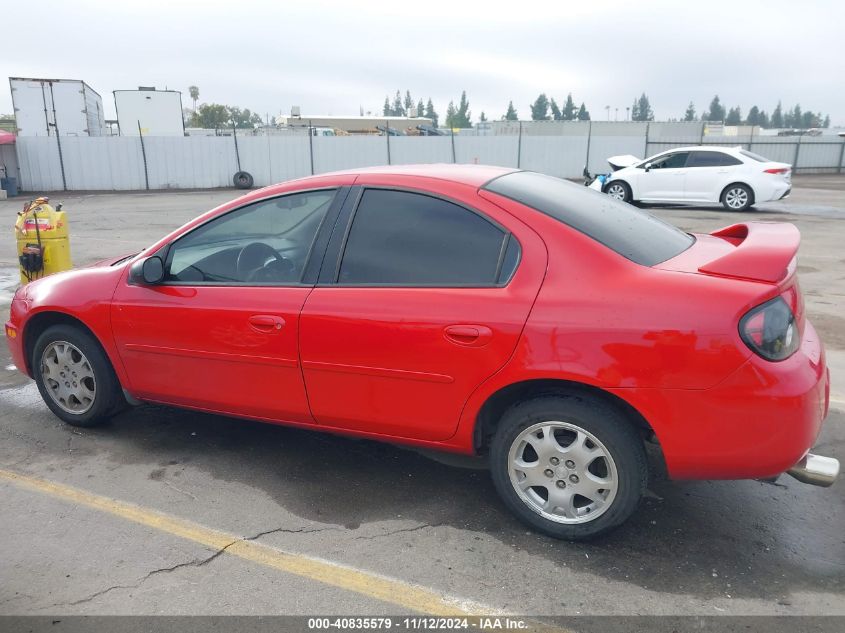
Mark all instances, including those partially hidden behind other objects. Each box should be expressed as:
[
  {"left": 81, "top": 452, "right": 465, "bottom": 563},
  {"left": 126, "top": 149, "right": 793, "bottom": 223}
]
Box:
[
  {"left": 615, "top": 108, "right": 619, "bottom": 122},
  {"left": 605, "top": 105, "right": 610, "bottom": 121},
  {"left": 626, "top": 106, "right": 630, "bottom": 121}
]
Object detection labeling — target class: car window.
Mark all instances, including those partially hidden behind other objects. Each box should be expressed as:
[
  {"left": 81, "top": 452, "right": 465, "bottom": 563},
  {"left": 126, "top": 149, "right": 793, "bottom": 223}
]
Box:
[
  {"left": 687, "top": 151, "right": 742, "bottom": 167},
  {"left": 483, "top": 171, "right": 694, "bottom": 266},
  {"left": 338, "top": 189, "right": 512, "bottom": 286},
  {"left": 165, "top": 189, "right": 335, "bottom": 284},
  {"left": 649, "top": 152, "right": 690, "bottom": 169}
]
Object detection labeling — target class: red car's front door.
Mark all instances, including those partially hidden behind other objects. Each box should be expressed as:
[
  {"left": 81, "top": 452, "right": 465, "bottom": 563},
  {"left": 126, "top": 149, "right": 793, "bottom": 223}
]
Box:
[
  {"left": 299, "top": 186, "right": 546, "bottom": 441},
  {"left": 111, "top": 188, "right": 342, "bottom": 423}
]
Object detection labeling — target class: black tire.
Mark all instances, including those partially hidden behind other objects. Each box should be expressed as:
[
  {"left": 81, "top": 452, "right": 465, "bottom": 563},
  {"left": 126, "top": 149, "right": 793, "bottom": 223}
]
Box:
[
  {"left": 604, "top": 180, "right": 633, "bottom": 203},
  {"left": 32, "top": 324, "right": 122, "bottom": 427},
  {"left": 233, "top": 171, "right": 254, "bottom": 189},
  {"left": 721, "top": 183, "right": 754, "bottom": 211},
  {"left": 490, "top": 395, "right": 647, "bottom": 540}
]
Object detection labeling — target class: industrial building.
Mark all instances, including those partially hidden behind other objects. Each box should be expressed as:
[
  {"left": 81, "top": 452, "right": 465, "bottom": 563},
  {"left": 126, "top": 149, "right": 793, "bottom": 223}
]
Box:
[{"left": 275, "top": 112, "right": 433, "bottom": 134}]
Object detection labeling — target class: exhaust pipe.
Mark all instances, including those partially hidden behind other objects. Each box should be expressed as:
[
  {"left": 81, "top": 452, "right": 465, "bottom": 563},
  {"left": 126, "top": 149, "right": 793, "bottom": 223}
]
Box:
[{"left": 787, "top": 453, "right": 840, "bottom": 487}]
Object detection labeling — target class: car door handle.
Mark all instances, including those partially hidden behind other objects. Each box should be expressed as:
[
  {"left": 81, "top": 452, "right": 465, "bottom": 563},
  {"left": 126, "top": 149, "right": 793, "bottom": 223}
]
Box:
[
  {"left": 248, "top": 315, "right": 285, "bottom": 332},
  {"left": 443, "top": 325, "right": 493, "bottom": 347}
]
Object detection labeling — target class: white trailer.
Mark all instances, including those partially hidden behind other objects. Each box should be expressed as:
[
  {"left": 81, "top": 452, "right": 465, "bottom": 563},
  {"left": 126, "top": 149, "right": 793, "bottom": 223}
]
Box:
[
  {"left": 9, "top": 77, "right": 106, "bottom": 136},
  {"left": 114, "top": 88, "right": 185, "bottom": 136}
]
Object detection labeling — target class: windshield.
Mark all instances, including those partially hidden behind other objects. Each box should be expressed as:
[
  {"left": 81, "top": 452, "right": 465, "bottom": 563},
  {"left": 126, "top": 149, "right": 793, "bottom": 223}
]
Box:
[{"left": 483, "top": 171, "right": 694, "bottom": 266}]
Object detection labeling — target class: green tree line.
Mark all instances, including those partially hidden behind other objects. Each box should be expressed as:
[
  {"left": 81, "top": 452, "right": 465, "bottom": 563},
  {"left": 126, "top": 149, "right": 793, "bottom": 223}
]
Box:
[{"left": 683, "top": 95, "right": 830, "bottom": 128}]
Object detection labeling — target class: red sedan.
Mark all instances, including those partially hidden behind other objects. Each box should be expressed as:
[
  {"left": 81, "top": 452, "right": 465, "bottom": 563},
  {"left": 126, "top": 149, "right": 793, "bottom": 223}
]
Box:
[{"left": 5, "top": 165, "right": 839, "bottom": 539}]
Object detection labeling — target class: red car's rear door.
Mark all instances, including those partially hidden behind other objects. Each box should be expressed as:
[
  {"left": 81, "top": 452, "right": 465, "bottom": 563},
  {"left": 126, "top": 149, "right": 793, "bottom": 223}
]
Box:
[
  {"left": 111, "top": 187, "right": 348, "bottom": 423},
  {"left": 299, "top": 184, "right": 546, "bottom": 441}
]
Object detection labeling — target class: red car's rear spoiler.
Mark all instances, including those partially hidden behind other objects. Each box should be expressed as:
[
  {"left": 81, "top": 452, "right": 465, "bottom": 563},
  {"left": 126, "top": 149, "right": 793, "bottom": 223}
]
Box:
[{"left": 698, "top": 222, "right": 800, "bottom": 284}]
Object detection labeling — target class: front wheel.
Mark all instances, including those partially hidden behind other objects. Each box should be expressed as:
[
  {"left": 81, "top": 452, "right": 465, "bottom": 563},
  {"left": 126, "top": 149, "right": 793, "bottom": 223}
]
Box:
[
  {"left": 32, "top": 325, "right": 122, "bottom": 427},
  {"left": 490, "top": 396, "right": 647, "bottom": 540},
  {"left": 604, "top": 181, "right": 632, "bottom": 203}
]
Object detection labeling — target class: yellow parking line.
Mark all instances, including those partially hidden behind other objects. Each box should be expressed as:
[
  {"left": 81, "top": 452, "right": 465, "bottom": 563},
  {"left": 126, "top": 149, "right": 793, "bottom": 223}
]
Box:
[{"left": 0, "top": 468, "right": 483, "bottom": 615}]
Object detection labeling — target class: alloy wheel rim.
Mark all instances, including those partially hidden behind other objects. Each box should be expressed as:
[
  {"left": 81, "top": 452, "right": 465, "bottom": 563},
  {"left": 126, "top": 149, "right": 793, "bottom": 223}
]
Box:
[
  {"left": 508, "top": 421, "right": 618, "bottom": 524},
  {"left": 40, "top": 341, "right": 96, "bottom": 414},
  {"left": 726, "top": 188, "right": 748, "bottom": 209},
  {"left": 607, "top": 184, "right": 626, "bottom": 199}
]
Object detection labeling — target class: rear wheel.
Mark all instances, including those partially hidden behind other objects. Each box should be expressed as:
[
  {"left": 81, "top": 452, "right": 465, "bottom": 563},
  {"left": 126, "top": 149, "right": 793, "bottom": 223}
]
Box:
[
  {"left": 721, "top": 183, "right": 753, "bottom": 211},
  {"left": 32, "top": 325, "right": 122, "bottom": 427},
  {"left": 605, "top": 181, "right": 632, "bottom": 203},
  {"left": 490, "top": 396, "right": 647, "bottom": 540}
]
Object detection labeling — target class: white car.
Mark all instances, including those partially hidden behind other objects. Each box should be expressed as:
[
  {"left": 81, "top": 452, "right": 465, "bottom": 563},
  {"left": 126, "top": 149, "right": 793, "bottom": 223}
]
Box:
[{"left": 600, "top": 146, "right": 792, "bottom": 211}]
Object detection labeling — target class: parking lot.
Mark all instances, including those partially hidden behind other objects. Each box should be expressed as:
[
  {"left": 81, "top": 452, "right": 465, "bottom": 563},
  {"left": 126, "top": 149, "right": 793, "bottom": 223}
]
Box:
[{"left": 0, "top": 176, "right": 843, "bottom": 618}]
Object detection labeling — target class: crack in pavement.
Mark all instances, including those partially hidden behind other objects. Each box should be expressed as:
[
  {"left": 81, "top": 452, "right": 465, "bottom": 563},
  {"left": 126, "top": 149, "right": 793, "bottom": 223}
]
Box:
[
  {"left": 64, "top": 541, "right": 237, "bottom": 606},
  {"left": 354, "top": 523, "right": 443, "bottom": 540},
  {"left": 54, "top": 524, "right": 336, "bottom": 607}
]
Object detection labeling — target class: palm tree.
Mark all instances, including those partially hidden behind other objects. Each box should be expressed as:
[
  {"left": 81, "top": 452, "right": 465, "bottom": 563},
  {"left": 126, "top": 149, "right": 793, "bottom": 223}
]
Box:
[{"left": 188, "top": 86, "right": 199, "bottom": 112}]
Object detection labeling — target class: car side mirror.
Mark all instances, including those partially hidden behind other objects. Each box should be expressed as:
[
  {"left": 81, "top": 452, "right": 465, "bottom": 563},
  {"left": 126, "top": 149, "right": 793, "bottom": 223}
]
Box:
[
  {"left": 129, "top": 256, "right": 165, "bottom": 285},
  {"left": 643, "top": 162, "right": 653, "bottom": 172}
]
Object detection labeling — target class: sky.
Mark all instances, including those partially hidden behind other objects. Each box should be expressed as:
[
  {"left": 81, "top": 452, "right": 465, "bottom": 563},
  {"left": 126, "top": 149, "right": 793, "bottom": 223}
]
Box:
[{"left": 2, "top": 0, "right": 844, "bottom": 126}]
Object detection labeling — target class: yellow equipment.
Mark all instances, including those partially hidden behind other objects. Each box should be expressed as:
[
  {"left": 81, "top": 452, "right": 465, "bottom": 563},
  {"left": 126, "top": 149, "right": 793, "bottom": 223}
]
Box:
[{"left": 15, "top": 196, "right": 72, "bottom": 284}]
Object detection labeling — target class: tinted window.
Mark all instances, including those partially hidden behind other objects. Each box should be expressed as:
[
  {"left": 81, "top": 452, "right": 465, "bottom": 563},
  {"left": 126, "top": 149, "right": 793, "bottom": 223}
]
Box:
[
  {"left": 484, "top": 171, "right": 693, "bottom": 266},
  {"left": 166, "top": 190, "right": 335, "bottom": 284},
  {"left": 649, "top": 152, "right": 689, "bottom": 169},
  {"left": 687, "top": 151, "right": 742, "bottom": 167},
  {"left": 338, "top": 189, "right": 509, "bottom": 285}
]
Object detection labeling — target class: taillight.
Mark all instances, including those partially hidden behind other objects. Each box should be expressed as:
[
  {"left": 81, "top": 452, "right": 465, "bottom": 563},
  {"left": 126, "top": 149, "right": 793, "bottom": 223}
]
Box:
[
  {"left": 739, "top": 296, "right": 799, "bottom": 361},
  {"left": 764, "top": 167, "right": 790, "bottom": 174}
]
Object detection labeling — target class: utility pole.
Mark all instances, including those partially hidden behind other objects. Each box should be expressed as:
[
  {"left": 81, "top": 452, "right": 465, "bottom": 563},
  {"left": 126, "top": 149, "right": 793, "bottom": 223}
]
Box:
[{"left": 605, "top": 105, "right": 610, "bottom": 121}]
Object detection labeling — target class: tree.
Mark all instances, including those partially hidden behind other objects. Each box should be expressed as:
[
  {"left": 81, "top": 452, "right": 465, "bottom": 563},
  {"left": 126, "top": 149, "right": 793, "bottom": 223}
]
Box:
[
  {"left": 383, "top": 96, "right": 391, "bottom": 116},
  {"left": 479, "top": 112, "right": 488, "bottom": 122},
  {"left": 550, "top": 98, "right": 562, "bottom": 121},
  {"left": 771, "top": 101, "right": 784, "bottom": 128},
  {"left": 445, "top": 101, "right": 457, "bottom": 128},
  {"left": 789, "top": 104, "right": 802, "bottom": 128},
  {"left": 562, "top": 93, "right": 577, "bottom": 121},
  {"left": 416, "top": 99, "right": 424, "bottom": 118},
  {"left": 725, "top": 106, "right": 742, "bottom": 126},
  {"left": 392, "top": 90, "right": 405, "bottom": 117},
  {"left": 424, "top": 98, "right": 438, "bottom": 127},
  {"left": 705, "top": 95, "right": 725, "bottom": 122},
  {"left": 530, "top": 93, "right": 550, "bottom": 120},
  {"left": 504, "top": 100, "right": 518, "bottom": 121},
  {"left": 404, "top": 90, "right": 414, "bottom": 115},
  {"left": 455, "top": 91, "right": 471, "bottom": 127},
  {"left": 228, "top": 107, "right": 262, "bottom": 129},
  {"left": 758, "top": 110, "right": 770, "bottom": 128},
  {"left": 191, "top": 103, "right": 230, "bottom": 129},
  {"left": 746, "top": 105, "right": 760, "bottom": 126},
  {"left": 801, "top": 110, "right": 819, "bottom": 128},
  {"left": 632, "top": 93, "right": 653, "bottom": 121},
  {"left": 683, "top": 101, "right": 696, "bottom": 121},
  {"left": 577, "top": 103, "right": 590, "bottom": 121},
  {"left": 823, "top": 114, "right": 831, "bottom": 128},
  {"left": 188, "top": 85, "right": 199, "bottom": 112}
]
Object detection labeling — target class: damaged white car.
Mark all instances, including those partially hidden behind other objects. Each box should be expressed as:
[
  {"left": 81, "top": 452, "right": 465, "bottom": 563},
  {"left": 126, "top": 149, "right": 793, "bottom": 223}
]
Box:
[{"left": 591, "top": 146, "right": 792, "bottom": 211}]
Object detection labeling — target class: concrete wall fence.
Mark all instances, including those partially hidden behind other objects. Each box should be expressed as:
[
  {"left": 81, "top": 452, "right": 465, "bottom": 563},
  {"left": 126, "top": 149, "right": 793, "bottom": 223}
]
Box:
[{"left": 10, "top": 121, "right": 845, "bottom": 192}]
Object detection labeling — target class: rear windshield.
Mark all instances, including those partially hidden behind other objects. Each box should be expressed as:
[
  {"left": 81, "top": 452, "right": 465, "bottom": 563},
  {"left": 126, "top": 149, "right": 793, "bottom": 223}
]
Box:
[
  {"left": 740, "top": 149, "right": 770, "bottom": 163},
  {"left": 483, "top": 171, "right": 694, "bottom": 266}
]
